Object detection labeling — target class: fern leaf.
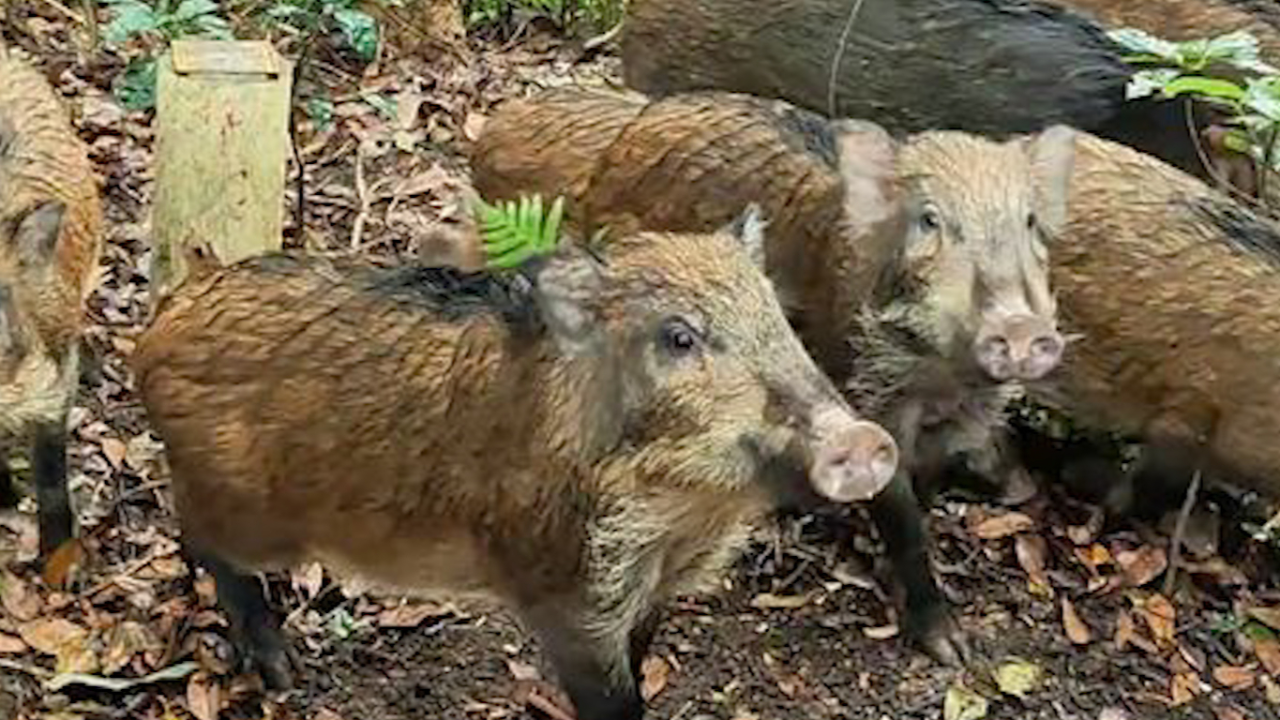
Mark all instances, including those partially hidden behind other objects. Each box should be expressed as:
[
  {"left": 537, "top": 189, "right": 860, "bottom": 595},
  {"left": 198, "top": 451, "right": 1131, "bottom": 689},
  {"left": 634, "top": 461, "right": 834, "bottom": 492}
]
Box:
[{"left": 475, "top": 192, "right": 569, "bottom": 270}]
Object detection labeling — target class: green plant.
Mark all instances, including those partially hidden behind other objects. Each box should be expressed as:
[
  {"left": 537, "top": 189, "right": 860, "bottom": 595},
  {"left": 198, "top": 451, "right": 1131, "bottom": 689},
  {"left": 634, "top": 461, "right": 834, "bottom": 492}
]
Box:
[
  {"left": 263, "top": 0, "right": 398, "bottom": 62},
  {"left": 475, "top": 194, "right": 567, "bottom": 270},
  {"left": 1110, "top": 28, "right": 1280, "bottom": 177},
  {"left": 101, "top": 0, "right": 235, "bottom": 110},
  {"left": 463, "top": 0, "right": 623, "bottom": 33}
]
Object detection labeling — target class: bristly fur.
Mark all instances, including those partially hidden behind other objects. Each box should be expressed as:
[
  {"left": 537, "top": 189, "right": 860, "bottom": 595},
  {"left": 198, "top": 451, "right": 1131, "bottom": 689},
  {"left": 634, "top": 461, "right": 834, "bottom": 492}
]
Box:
[{"left": 1184, "top": 196, "right": 1280, "bottom": 267}]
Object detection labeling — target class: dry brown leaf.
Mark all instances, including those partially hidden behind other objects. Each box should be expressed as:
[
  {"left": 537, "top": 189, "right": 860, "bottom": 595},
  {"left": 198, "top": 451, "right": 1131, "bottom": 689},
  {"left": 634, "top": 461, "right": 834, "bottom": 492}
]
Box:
[
  {"left": 462, "top": 112, "right": 487, "bottom": 142},
  {"left": 101, "top": 621, "right": 161, "bottom": 676},
  {"left": 863, "top": 624, "right": 899, "bottom": 640},
  {"left": 1262, "top": 674, "right": 1280, "bottom": 704},
  {"left": 1254, "top": 638, "right": 1280, "bottom": 676},
  {"left": 1116, "top": 546, "right": 1168, "bottom": 587},
  {"left": 1170, "top": 671, "right": 1200, "bottom": 706},
  {"left": 20, "top": 617, "right": 87, "bottom": 657},
  {"left": 141, "top": 555, "right": 187, "bottom": 581},
  {"left": 1074, "top": 544, "right": 1113, "bottom": 573},
  {"left": 1248, "top": 606, "right": 1280, "bottom": 631},
  {"left": 1015, "top": 534, "right": 1051, "bottom": 592},
  {"left": 293, "top": 562, "right": 324, "bottom": 600},
  {"left": 1139, "top": 594, "right": 1177, "bottom": 646},
  {"left": 186, "top": 672, "right": 224, "bottom": 720},
  {"left": 1, "top": 572, "right": 41, "bottom": 621},
  {"left": 750, "top": 592, "right": 814, "bottom": 610},
  {"left": 1114, "top": 610, "right": 1136, "bottom": 652},
  {"left": 0, "top": 633, "right": 27, "bottom": 654},
  {"left": 194, "top": 575, "right": 217, "bottom": 608},
  {"left": 313, "top": 711, "right": 346, "bottom": 720},
  {"left": 378, "top": 602, "right": 445, "bottom": 628},
  {"left": 640, "top": 656, "right": 671, "bottom": 701},
  {"left": 507, "top": 660, "right": 540, "bottom": 682},
  {"left": 1214, "top": 665, "right": 1257, "bottom": 691},
  {"left": 42, "top": 538, "right": 85, "bottom": 589},
  {"left": 1062, "top": 597, "right": 1092, "bottom": 645},
  {"left": 971, "top": 512, "right": 1034, "bottom": 540},
  {"left": 1097, "top": 708, "right": 1130, "bottom": 720},
  {"left": 101, "top": 437, "right": 127, "bottom": 470},
  {"left": 1214, "top": 708, "right": 1247, "bottom": 720}
]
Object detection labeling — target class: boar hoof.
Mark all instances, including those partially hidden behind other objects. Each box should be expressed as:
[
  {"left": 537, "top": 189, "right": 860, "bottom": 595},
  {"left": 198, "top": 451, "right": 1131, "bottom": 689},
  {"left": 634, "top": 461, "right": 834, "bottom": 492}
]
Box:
[
  {"left": 907, "top": 608, "right": 971, "bottom": 668},
  {"left": 236, "top": 628, "right": 299, "bottom": 691},
  {"left": 996, "top": 468, "right": 1039, "bottom": 507}
]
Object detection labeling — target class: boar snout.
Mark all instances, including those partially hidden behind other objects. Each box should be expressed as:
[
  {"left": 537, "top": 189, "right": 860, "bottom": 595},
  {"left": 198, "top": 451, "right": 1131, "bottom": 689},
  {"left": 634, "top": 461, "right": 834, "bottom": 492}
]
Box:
[
  {"left": 975, "top": 314, "right": 1064, "bottom": 382},
  {"left": 809, "top": 405, "right": 899, "bottom": 502}
]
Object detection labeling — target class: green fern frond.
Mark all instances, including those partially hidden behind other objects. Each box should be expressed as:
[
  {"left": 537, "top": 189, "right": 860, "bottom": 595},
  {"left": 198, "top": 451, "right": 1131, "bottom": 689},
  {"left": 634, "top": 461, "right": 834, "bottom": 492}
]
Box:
[{"left": 474, "top": 193, "right": 566, "bottom": 270}]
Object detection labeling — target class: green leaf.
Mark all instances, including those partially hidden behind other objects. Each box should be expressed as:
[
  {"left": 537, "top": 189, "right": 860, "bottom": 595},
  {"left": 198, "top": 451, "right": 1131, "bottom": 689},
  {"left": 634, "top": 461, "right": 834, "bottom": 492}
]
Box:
[
  {"left": 1161, "top": 76, "right": 1246, "bottom": 102},
  {"left": 1108, "top": 28, "right": 1179, "bottom": 62},
  {"left": 170, "top": 0, "right": 218, "bottom": 23},
  {"left": 994, "top": 659, "right": 1044, "bottom": 699},
  {"left": 334, "top": 8, "right": 379, "bottom": 61},
  {"left": 1125, "top": 68, "right": 1179, "bottom": 101},
  {"left": 476, "top": 194, "right": 566, "bottom": 270},
  {"left": 102, "top": 1, "right": 160, "bottom": 45},
  {"left": 305, "top": 96, "right": 335, "bottom": 131},
  {"left": 943, "top": 682, "right": 989, "bottom": 720},
  {"left": 115, "top": 57, "right": 158, "bottom": 111},
  {"left": 1244, "top": 78, "right": 1280, "bottom": 122}
]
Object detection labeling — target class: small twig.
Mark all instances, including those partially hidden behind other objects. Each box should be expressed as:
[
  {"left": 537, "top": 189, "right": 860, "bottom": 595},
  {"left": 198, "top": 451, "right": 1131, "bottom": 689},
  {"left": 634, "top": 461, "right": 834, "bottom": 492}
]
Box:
[
  {"left": 0, "top": 657, "right": 53, "bottom": 680},
  {"left": 583, "top": 20, "right": 623, "bottom": 52},
  {"left": 1162, "top": 468, "right": 1202, "bottom": 598},
  {"left": 38, "top": 0, "right": 85, "bottom": 25},
  {"left": 1185, "top": 100, "right": 1259, "bottom": 209},
  {"left": 81, "top": 0, "right": 98, "bottom": 52},
  {"left": 525, "top": 686, "right": 576, "bottom": 720},
  {"left": 350, "top": 144, "right": 370, "bottom": 250},
  {"left": 826, "top": 0, "right": 867, "bottom": 118}
]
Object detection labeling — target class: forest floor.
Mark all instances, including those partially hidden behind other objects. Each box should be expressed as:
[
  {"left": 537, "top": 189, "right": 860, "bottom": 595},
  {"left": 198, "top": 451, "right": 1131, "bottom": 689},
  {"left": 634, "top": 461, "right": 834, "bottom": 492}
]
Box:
[{"left": 1, "top": 4, "right": 1280, "bottom": 720}]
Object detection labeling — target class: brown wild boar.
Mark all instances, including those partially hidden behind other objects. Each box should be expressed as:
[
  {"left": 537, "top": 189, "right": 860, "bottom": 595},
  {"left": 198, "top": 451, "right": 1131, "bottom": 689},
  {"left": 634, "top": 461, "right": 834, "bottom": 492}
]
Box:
[
  {"left": 472, "top": 88, "right": 1077, "bottom": 663},
  {"left": 0, "top": 56, "right": 103, "bottom": 558},
  {"left": 1022, "top": 132, "right": 1280, "bottom": 513},
  {"left": 1055, "top": 0, "right": 1280, "bottom": 59},
  {"left": 619, "top": 0, "right": 1253, "bottom": 196},
  {"left": 132, "top": 212, "right": 900, "bottom": 720}
]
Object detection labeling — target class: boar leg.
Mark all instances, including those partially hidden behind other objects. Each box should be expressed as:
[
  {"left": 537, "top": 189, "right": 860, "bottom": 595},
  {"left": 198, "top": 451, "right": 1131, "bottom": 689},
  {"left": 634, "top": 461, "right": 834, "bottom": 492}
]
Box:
[
  {"left": 628, "top": 607, "right": 664, "bottom": 681},
  {"left": 870, "top": 472, "right": 967, "bottom": 666},
  {"left": 33, "top": 422, "right": 73, "bottom": 558},
  {"left": 0, "top": 454, "right": 16, "bottom": 509},
  {"left": 193, "top": 550, "right": 297, "bottom": 690},
  {"left": 523, "top": 602, "right": 644, "bottom": 720}
]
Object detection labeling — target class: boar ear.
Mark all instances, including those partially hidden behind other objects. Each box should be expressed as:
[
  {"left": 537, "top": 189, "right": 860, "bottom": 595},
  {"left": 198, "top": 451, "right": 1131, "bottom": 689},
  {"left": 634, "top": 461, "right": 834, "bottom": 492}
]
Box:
[
  {"left": 831, "top": 119, "right": 900, "bottom": 237},
  {"left": 1027, "top": 124, "right": 1077, "bottom": 237},
  {"left": 531, "top": 245, "right": 606, "bottom": 357},
  {"left": 10, "top": 201, "right": 65, "bottom": 267},
  {"left": 722, "top": 203, "right": 768, "bottom": 270}
]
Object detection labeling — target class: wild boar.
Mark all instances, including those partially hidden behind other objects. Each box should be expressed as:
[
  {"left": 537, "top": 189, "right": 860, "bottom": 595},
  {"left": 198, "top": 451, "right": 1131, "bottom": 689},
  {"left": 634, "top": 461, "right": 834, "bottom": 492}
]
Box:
[
  {"left": 620, "top": 0, "right": 1238, "bottom": 193},
  {"left": 132, "top": 213, "right": 900, "bottom": 720},
  {"left": 1022, "top": 132, "right": 1280, "bottom": 515},
  {"left": 0, "top": 56, "right": 103, "bottom": 558},
  {"left": 1055, "top": 0, "right": 1280, "bottom": 59},
  {"left": 471, "top": 88, "right": 1077, "bottom": 663}
]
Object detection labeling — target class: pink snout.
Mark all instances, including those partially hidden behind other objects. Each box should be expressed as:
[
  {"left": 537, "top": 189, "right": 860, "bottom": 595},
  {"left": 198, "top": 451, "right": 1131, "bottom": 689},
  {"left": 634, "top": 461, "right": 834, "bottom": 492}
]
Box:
[
  {"left": 974, "top": 314, "right": 1064, "bottom": 382},
  {"left": 809, "top": 406, "right": 899, "bottom": 503}
]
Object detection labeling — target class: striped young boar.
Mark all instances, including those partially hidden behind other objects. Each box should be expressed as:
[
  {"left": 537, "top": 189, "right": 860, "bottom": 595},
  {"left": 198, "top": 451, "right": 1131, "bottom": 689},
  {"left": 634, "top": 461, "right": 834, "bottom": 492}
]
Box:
[
  {"left": 1023, "top": 133, "right": 1280, "bottom": 513},
  {"left": 620, "top": 0, "right": 1244, "bottom": 194},
  {"left": 0, "top": 57, "right": 103, "bottom": 558},
  {"left": 132, "top": 215, "right": 900, "bottom": 720},
  {"left": 472, "top": 88, "right": 1076, "bottom": 663}
]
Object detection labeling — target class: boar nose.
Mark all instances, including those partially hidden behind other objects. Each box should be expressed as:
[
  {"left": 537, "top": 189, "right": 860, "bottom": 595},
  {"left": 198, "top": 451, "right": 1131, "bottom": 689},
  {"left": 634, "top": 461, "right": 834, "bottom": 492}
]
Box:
[
  {"left": 975, "top": 314, "right": 1064, "bottom": 381},
  {"left": 809, "top": 405, "right": 899, "bottom": 503}
]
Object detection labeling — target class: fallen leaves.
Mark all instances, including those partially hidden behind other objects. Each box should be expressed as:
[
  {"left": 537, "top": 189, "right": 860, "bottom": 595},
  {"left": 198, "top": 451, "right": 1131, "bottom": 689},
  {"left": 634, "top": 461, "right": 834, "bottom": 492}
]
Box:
[
  {"left": 2, "top": 571, "right": 42, "bottom": 620},
  {"left": 971, "top": 511, "right": 1035, "bottom": 540},
  {"left": 1136, "top": 594, "right": 1177, "bottom": 648},
  {"left": 19, "top": 617, "right": 97, "bottom": 674},
  {"left": 1116, "top": 546, "right": 1168, "bottom": 588},
  {"left": 1170, "top": 670, "right": 1201, "bottom": 706},
  {"left": 1015, "top": 534, "right": 1051, "bottom": 596},
  {"left": 1254, "top": 638, "right": 1280, "bottom": 676},
  {"left": 1062, "top": 597, "right": 1092, "bottom": 645},
  {"left": 1213, "top": 664, "right": 1257, "bottom": 691},
  {"left": 0, "top": 633, "right": 27, "bottom": 654},
  {"left": 943, "top": 682, "right": 989, "bottom": 720},
  {"left": 993, "top": 658, "right": 1043, "bottom": 698},
  {"left": 750, "top": 591, "right": 815, "bottom": 610},
  {"left": 639, "top": 655, "right": 671, "bottom": 701},
  {"left": 187, "top": 672, "right": 224, "bottom": 720}
]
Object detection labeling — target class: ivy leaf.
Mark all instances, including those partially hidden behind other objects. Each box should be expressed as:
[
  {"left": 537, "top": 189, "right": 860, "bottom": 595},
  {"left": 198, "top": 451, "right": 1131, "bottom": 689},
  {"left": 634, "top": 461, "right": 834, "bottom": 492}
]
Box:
[
  {"left": 115, "top": 57, "right": 159, "bottom": 111},
  {"left": 334, "top": 8, "right": 379, "bottom": 61},
  {"left": 305, "top": 96, "right": 335, "bottom": 131},
  {"left": 476, "top": 194, "right": 567, "bottom": 270},
  {"left": 1160, "top": 76, "right": 1246, "bottom": 102},
  {"left": 1125, "top": 68, "right": 1179, "bottom": 101},
  {"left": 1108, "top": 28, "right": 1179, "bottom": 62},
  {"left": 102, "top": 1, "right": 160, "bottom": 45}
]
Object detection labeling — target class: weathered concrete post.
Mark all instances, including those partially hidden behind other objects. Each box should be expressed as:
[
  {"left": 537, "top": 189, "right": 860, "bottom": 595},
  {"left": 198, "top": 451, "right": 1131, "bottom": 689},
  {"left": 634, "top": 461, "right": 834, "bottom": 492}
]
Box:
[{"left": 151, "top": 40, "right": 292, "bottom": 293}]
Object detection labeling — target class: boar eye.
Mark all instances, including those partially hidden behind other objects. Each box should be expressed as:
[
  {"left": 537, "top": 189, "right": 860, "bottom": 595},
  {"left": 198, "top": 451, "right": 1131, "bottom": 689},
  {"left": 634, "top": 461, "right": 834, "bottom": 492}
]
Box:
[
  {"left": 658, "top": 317, "right": 702, "bottom": 357},
  {"left": 1027, "top": 212, "right": 1037, "bottom": 231},
  {"left": 918, "top": 205, "right": 941, "bottom": 233}
]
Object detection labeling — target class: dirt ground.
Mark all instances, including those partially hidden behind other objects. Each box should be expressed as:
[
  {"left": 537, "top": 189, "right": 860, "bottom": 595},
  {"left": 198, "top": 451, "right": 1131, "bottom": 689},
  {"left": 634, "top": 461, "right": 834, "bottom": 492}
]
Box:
[{"left": 2, "top": 4, "right": 1280, "bottom": 720}]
